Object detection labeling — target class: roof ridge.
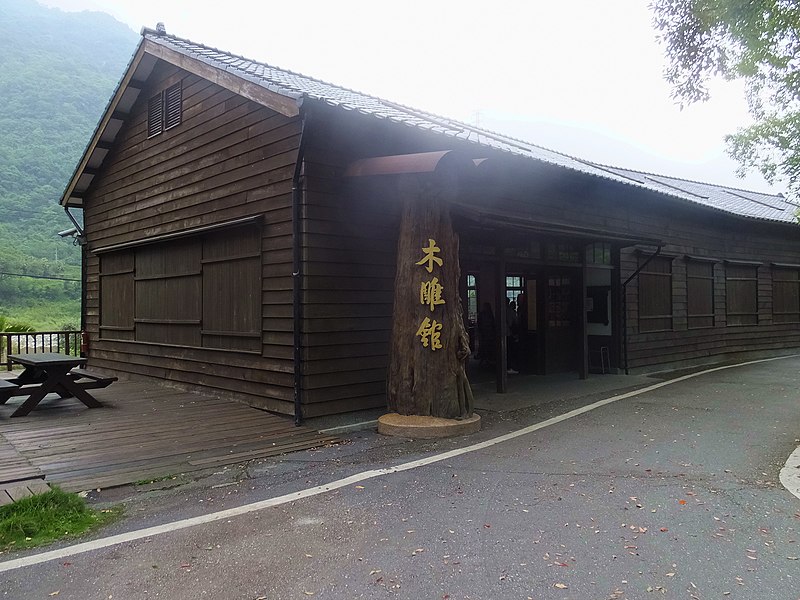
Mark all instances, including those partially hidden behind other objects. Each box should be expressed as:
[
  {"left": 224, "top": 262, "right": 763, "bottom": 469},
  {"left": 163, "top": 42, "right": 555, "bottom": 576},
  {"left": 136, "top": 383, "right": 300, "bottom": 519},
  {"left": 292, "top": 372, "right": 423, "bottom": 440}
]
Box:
[
  {"left": 144, "top": 31, "right": 460, "bottom": 120},
  {"left": 144, "top": 30, "right": 608, "bottom": 169},
  {"left": 128, "top": 29, "right": 797, "bottom": 225},
  {"left": 144, "top": 29, "right": 301, "bottom": 79}
]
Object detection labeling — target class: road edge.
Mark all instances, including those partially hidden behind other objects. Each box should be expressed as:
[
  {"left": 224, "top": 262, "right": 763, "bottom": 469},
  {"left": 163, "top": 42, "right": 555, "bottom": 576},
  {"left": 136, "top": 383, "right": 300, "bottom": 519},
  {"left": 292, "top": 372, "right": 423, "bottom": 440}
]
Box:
[{"left": 1, "top": 353, "right": 798, "bottom": 574}]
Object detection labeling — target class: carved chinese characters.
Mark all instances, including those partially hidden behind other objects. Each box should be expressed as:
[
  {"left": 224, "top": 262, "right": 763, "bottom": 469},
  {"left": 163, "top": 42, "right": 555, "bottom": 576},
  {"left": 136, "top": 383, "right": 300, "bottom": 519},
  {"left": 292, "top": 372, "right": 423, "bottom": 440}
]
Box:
[{"left": 415, "top": 238, "right": 445, "bottom": 350}]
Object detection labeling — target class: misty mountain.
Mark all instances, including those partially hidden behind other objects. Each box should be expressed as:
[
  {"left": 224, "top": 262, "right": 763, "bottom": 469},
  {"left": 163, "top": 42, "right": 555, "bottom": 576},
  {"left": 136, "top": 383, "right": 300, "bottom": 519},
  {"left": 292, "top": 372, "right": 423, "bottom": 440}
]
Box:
[{"left": 0, "top": 0, "right": 138, "bottom": 326}]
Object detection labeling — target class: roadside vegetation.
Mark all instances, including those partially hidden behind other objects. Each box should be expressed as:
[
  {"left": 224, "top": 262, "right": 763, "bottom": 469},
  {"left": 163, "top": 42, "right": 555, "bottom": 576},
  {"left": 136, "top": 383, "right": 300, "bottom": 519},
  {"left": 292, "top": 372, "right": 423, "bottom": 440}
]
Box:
[
  {"left": 0, "top": 0, "right": 137, "bottom": 331},
  {"left": 0, "top": 487, "right": 121, "bottom": 553},
  {"left": 2, "top": 303, "right": 80, "bottom": 332}
]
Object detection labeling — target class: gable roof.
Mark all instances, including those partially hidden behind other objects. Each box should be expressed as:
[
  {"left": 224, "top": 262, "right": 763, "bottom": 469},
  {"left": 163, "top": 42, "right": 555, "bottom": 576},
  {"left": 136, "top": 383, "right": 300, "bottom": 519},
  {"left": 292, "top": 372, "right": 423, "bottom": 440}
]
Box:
[{"left": 61, "top": 28, "right": 799, "bottom": 226}]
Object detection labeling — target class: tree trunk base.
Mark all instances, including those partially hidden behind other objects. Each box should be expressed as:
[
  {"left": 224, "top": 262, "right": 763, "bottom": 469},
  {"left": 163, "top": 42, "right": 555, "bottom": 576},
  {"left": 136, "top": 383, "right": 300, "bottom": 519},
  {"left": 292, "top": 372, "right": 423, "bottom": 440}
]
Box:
[{"left": 377, "top": 412, "right": 481, "bottom": 439}]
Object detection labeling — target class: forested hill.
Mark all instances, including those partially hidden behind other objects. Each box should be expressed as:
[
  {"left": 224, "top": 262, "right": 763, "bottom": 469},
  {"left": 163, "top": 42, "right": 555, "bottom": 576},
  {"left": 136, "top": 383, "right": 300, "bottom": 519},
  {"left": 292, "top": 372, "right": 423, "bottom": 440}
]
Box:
[{"left": 0, "top": 0, "right": 138, "bottom": 328}]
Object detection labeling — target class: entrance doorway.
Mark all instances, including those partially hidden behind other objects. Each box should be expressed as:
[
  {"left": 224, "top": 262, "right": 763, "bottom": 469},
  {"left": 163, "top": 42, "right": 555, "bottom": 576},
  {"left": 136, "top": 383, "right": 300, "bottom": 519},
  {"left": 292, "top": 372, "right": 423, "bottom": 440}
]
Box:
[
  {"left": 543, "top": 271, "right": 580, "bottom": 373},
  {"left": 507, "top": 268, "right": 581, "bottom": 375},
  {"left": 460, "top": 237, "right": 618, "bottom": 389}
]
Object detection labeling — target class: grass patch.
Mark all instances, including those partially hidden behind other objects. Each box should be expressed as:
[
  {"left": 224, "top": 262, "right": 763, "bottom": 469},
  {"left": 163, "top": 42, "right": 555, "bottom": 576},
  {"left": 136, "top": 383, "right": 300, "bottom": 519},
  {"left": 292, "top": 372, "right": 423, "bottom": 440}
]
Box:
[
  {"left": 134, "top": 474, "right": 179, "bottom": 486},
  {"left": 0, "top": 487, "right": 122, "bottom": 552},
  {"left": 0, "top": 299, "right": 80, "bottom": 331}
]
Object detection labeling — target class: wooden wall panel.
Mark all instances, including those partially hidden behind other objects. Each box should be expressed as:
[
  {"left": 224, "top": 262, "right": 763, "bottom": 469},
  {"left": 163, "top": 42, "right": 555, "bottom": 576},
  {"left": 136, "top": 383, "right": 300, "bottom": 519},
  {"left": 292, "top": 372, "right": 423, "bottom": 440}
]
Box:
[
  {"left": 454, "top": 155, "right": 798, "bottom": 373},
  {"left": 82, "top": 59, "right": 300, "bottom": 414},
  {"left": 297, "top": 137, "right": 401, "bottom": 416},
  {"left": 80, "top": 70, "right": 800, "bottom": 417}
]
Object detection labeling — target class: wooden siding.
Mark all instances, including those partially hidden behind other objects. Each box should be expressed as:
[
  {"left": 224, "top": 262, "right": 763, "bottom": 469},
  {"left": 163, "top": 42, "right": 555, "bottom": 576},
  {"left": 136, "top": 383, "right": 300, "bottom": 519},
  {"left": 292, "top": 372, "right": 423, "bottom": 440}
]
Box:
[
  {"left": 296, "top": 104, "right": 800, "bottom": 412},
  {"left": 617, "top": 215, "right": 800, "bottom": 370},
  {"left": 83, "top": 60, "right": 301, "bottom": 414},
  {"left": 453, "top": 159, "right": 800, "bottom": 373},
  {"left": 299, "top": 150, "right": 401, "bottom": 417},
  {"left": 80, "top": 69, "right": 800, "bottom": 417}
]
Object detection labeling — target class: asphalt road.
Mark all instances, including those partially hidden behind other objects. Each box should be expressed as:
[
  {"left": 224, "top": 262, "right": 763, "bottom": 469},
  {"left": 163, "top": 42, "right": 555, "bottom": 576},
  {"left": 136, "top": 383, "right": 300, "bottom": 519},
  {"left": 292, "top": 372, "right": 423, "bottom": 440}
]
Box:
[{"left": 2, "top": 356, "right": 800, "bottom": 600}]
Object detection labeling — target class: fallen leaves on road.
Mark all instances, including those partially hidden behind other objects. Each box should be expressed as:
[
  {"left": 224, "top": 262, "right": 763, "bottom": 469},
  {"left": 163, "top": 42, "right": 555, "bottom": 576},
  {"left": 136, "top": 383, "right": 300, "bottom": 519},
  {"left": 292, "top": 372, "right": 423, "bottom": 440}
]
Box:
[{"left": 554, "top": 583, "right": 568, "bottom": 589}]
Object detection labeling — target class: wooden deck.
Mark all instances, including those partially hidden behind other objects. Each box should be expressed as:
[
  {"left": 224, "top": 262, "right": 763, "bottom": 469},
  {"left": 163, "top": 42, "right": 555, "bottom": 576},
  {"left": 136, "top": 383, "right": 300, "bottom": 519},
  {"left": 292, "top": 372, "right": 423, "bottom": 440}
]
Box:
[
  {"left": 0, "top": 378, "right": 338, "bottom": 492},
  {"left": 0, "top": 435, "right": 43, "bottom": 486}
]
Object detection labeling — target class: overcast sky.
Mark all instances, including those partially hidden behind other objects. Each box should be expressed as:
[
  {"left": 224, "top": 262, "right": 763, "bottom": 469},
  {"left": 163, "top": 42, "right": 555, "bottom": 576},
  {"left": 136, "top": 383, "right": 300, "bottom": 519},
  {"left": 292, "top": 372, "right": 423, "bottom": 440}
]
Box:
[{"left": 41, "top": 0, "right": 782, "bottom": 194}]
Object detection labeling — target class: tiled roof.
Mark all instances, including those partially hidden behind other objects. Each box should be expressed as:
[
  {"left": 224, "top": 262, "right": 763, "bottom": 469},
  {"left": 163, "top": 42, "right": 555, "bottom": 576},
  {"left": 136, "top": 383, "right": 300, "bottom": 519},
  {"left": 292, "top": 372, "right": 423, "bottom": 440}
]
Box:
[
  {"left": 129, "top": 31, "right": 800, "bottom": 225},
  {"left": 590, "top": 165, "right": 799, "bottom": 224}
]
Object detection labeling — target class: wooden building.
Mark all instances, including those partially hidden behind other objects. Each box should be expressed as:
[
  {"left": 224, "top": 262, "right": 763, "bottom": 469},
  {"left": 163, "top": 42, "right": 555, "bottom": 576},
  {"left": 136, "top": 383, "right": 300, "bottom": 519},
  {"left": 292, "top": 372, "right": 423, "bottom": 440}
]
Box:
[{"left": 59, "top": 28, "right": 800, "bottom": 421}]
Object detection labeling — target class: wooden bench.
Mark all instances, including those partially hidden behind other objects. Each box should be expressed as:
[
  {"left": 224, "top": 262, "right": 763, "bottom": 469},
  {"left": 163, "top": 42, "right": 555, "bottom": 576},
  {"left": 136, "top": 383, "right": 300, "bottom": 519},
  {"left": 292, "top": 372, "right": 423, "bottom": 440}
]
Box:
[
  {"left": 68, "top": 369, "right": 118, "bottom": 390},
  {"left": 0, "top": 380, "right": 20, "bottom": 404}
]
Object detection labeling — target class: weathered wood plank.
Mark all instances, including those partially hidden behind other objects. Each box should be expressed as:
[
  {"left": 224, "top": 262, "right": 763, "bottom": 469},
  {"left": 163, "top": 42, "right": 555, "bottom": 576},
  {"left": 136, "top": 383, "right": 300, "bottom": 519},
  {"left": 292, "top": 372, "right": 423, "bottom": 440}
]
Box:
[{"left": 0, "top": 379, "right": 336, "bottom": 492}]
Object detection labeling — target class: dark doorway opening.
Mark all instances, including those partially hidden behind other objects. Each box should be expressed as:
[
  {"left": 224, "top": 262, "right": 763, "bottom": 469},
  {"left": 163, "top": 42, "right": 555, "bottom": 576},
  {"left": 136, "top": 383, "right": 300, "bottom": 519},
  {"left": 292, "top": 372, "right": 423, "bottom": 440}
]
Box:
[{"left": 463, "top": 265, "right": 583, "bottom": 382}]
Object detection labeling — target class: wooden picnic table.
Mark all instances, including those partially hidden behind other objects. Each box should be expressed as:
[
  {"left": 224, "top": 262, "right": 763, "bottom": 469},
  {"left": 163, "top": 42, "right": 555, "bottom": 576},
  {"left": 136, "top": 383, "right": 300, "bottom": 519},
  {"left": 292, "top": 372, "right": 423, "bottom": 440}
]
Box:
[{"left": 2, "top": 353, "right": 107, "bottom": 417}]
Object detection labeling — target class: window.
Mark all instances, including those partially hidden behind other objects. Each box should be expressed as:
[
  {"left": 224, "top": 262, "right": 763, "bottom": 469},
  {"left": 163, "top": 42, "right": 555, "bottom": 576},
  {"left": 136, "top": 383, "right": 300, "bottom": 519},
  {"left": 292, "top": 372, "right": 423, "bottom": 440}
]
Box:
[
  {"left": 99, "top": 251, "right": 135, "bottom": 340},
  {"left": 725, "top": 263, "right": 759, "bottom": 326},
  {"left": 506, "top": 275, "right": 524, "bottom": 303},
  {"left": 546, "top": 242, "right": 580, "bottom": 263},
  {"left": 99, "top": 222, "right": 261, "bottom": 352},
  {"left": 638, "top": 255, "right": 673, "bottom": 332},
  {"left": 134, "top": 239, "right": 202, "bottom": 347},
  {"left": 164, "top": 82, "right": 182, "bottom": 130},
  {"left": 773, "top": 267, "right": 800, "bottom": 323},
  {"left": 465, "top": 274, "right": 478, "bottom": 323},
  {"left": 201, "top": 228, "right": 262, "bottom": 351},
  {"left": 147, "top": 81, "right": 182, "bottom": 138},
  {"left": 147, "top": 93, "right": 163, "bottom": 138},
  {"left": 687, "top": 260, "right": 715, "bottom": 328},
  {"left": 586, "top": 242, "right": 612, "bottom": 265}
]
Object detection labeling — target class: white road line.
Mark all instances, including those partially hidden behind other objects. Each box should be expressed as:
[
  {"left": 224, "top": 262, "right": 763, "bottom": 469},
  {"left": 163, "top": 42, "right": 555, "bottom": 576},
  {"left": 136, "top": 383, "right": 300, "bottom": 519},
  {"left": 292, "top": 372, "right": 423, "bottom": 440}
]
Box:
[
  {"left": 780, "top": 445, "right": 800, "bottom": 501},
  {"left": 1, "top": 353, "right": 797, "bottom": 574}
]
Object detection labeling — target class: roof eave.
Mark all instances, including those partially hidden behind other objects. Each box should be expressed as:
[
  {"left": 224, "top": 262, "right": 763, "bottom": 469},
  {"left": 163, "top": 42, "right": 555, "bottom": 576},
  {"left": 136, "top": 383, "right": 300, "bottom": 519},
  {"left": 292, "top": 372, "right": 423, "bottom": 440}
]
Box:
[
  {"left": 60, "top": 38, "right": 150, "bottom": 207},
  {"left": 60, "top": 33, "right": 304, "bottom": 209}
]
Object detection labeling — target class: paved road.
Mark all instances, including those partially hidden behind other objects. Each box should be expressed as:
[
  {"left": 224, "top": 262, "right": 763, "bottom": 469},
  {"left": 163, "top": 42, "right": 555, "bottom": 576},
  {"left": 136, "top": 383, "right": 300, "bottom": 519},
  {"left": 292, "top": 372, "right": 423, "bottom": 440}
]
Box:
[{"left": 2, "top": 357, "right": 800, "bottom": 599}]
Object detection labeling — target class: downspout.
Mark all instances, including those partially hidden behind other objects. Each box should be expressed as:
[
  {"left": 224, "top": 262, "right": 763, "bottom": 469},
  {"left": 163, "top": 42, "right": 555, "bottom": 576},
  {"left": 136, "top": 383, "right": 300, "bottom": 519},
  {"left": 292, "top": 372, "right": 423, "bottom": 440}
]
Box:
[
  {"left": 292, "top": 103, "right": 308, "bottom": 426},
  {"left": 621, "top": 245, "right": 662, "bottom": 375}
]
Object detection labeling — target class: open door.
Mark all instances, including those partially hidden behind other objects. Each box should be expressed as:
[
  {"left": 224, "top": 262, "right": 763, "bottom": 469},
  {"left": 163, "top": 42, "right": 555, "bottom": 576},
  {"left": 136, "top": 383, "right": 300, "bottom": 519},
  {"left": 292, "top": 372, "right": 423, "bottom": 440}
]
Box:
[{"left": 544, "top": 271, "right": 580, "bottom": 373}]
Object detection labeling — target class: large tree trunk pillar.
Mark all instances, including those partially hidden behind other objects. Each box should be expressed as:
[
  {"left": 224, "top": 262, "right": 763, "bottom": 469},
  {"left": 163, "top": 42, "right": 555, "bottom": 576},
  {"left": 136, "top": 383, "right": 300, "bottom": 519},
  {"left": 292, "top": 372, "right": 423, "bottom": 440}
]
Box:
[{"left": 387, "top": 176, "right": 474, "bottom": 420}]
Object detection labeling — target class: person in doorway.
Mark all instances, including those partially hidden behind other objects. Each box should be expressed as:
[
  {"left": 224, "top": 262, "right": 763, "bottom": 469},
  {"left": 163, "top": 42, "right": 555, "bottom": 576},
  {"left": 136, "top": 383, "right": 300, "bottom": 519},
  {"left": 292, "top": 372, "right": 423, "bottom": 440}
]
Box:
[
  {"left": 515, "top": 291, "right": 527, "bottom": 372},
  {"left": 476, "top": 302, "right": 495, "bottom": 366},
  {"left": 506, "top": 299, "right": 519, "bottom": 374},
  {"left": 516, "top": 290, "right": 527, "bottom": 331}
]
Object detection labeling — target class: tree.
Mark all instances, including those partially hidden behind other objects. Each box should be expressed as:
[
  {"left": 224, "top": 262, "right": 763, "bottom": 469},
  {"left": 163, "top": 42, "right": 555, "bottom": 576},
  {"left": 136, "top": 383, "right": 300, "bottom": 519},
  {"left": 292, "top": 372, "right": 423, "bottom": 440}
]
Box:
[
  {"left": 653, "top": 0, "right": 800, "bottom": 195},
  {"left": 387, "top": 174, "right": 474, "bottom": 420}
]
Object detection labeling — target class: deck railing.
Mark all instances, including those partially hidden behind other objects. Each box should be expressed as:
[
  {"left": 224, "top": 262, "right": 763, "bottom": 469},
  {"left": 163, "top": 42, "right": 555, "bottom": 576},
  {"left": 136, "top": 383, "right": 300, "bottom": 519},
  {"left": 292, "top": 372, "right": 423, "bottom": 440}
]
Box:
[{"left": 1, "top": 331, "right": 81, "bottom": 370}]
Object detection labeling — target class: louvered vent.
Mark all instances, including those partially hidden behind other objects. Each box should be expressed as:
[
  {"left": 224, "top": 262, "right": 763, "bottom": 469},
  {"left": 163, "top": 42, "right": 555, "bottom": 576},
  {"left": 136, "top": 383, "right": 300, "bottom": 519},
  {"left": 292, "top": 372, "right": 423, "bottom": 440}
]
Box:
[
  {"left": 147, "top": 93, "right": 163, "bottom": 138},
  {"left": 164, "top": 82, "right": 182, "bottom": 130}
]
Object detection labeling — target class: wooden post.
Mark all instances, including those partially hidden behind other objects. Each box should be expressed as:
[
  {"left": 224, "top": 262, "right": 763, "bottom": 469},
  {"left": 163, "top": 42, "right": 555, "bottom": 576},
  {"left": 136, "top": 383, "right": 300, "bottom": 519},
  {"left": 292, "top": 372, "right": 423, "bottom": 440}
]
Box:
[
  {"left": 579, "top": 258, "right": 589, "bottom": 380},
  {"left": 496, "top": 258, "right": 508, "bottom": 393},
  {"left": 386, "top": 175, "right": 474, "bottom": 419}
]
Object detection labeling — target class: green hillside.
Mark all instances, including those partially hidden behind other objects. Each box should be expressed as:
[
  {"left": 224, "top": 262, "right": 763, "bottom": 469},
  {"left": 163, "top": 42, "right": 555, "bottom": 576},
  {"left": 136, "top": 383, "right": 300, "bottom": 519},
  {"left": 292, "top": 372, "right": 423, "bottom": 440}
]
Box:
[{"left": 0, "top": 0, "right": 138, "bottom": 329}]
